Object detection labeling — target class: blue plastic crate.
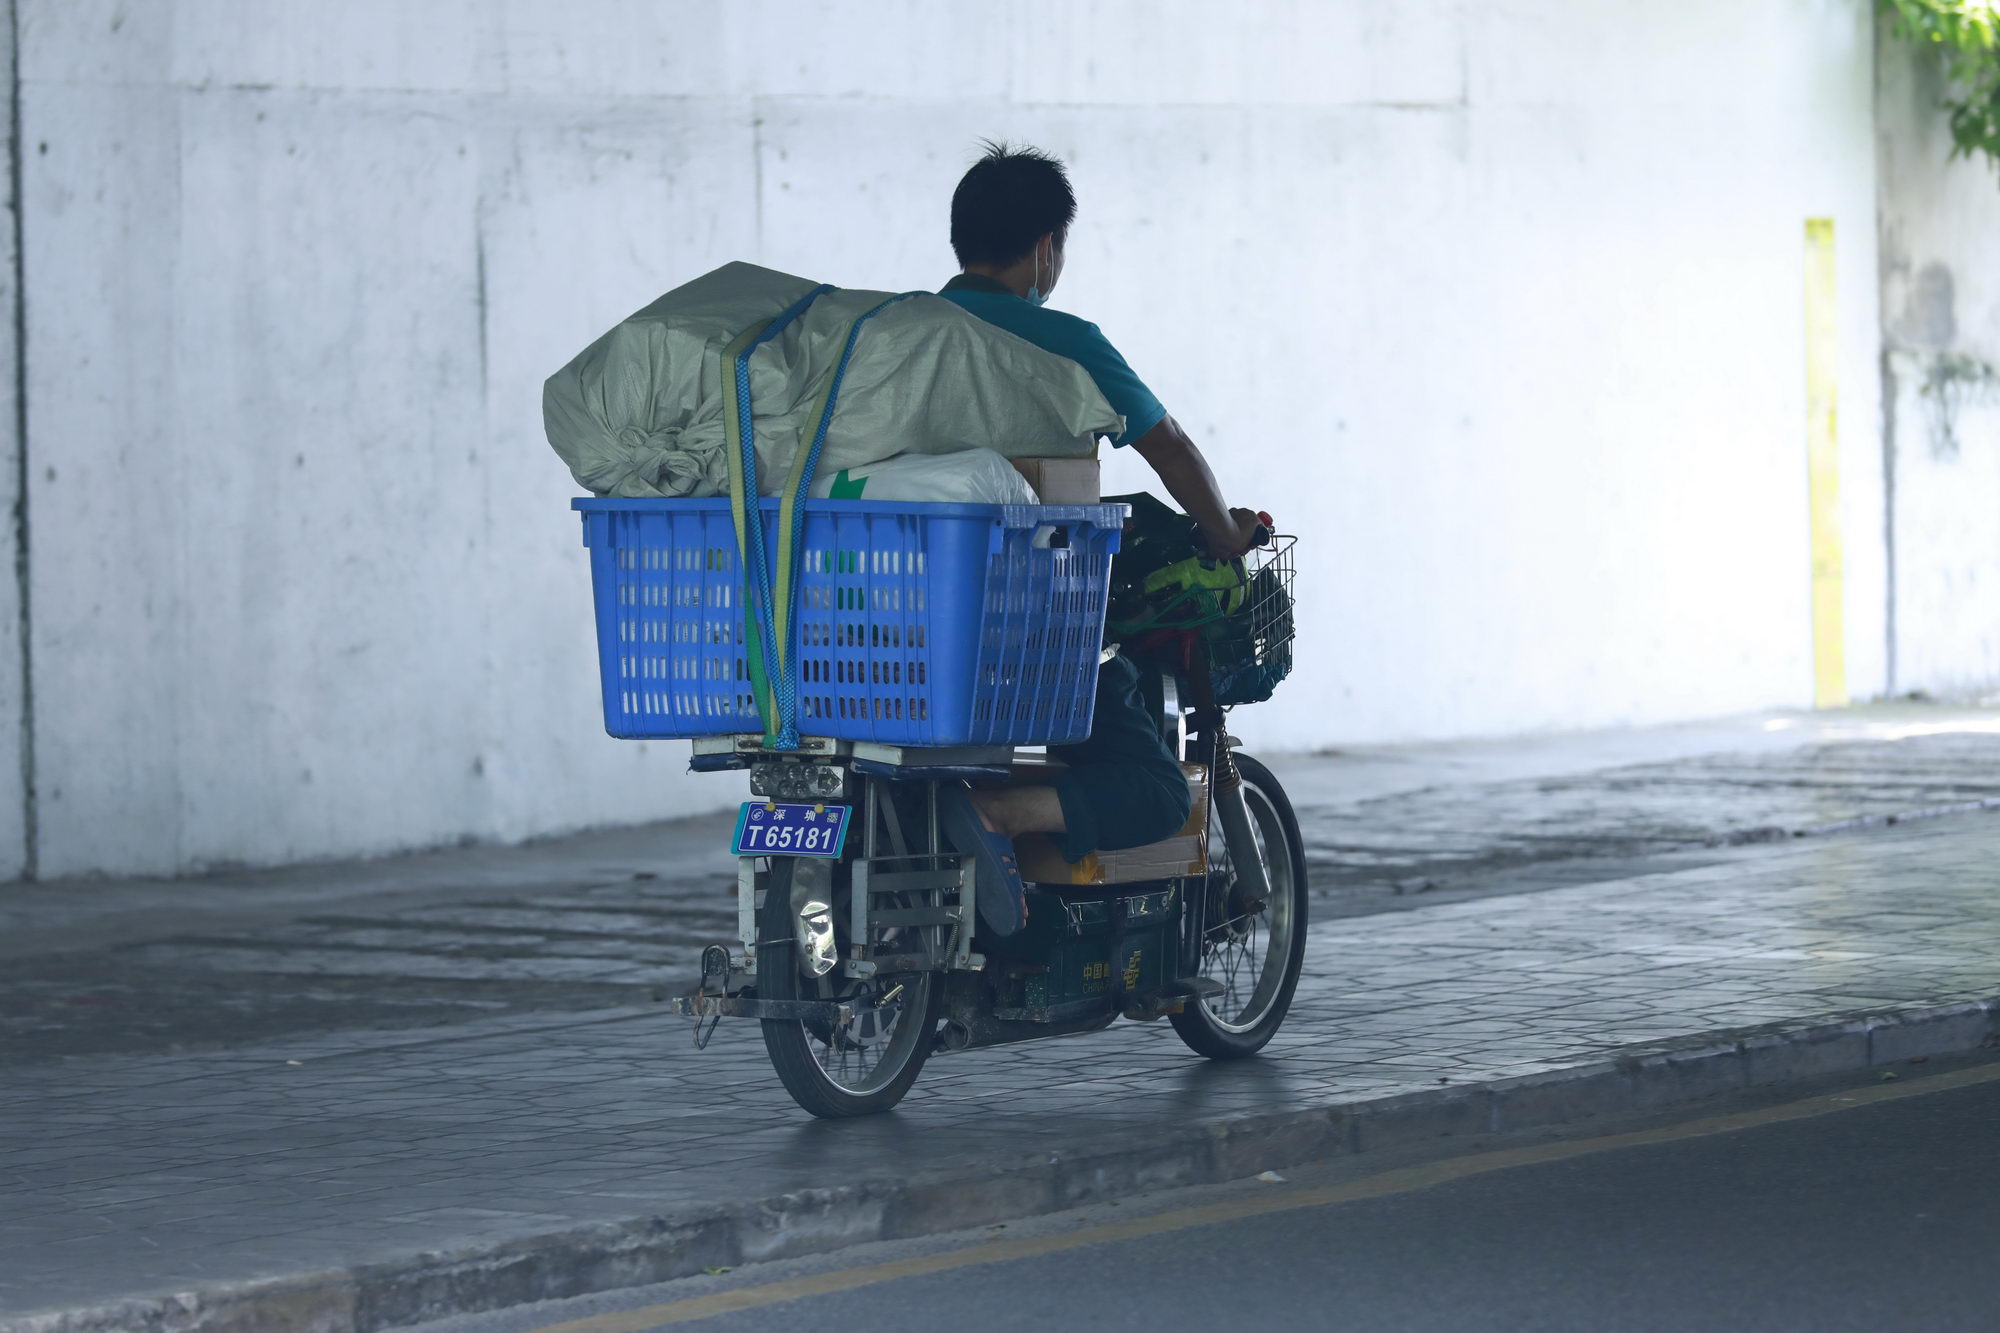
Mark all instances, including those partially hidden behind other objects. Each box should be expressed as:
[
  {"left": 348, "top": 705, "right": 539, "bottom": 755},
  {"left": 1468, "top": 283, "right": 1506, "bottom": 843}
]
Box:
[{"left": 573, "top": 497, "right": 1128, "bottom": 747}]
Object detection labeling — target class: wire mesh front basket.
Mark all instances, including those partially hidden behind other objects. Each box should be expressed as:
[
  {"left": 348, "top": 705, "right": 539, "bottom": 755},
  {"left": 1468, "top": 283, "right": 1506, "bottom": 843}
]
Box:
[{"left": 1207, "top": 536, "right": 1296, "bottom": 707}]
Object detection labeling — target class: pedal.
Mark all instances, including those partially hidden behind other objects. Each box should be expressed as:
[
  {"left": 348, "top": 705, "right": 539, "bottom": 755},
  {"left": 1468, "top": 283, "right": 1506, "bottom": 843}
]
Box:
[{"left": 1156, "top": 976, "right": 1227, "bottom": 1000}]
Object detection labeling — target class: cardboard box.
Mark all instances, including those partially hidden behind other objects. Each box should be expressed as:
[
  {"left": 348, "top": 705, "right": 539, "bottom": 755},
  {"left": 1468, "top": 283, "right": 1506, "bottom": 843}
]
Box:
[
  {"left": 1009, "top": 456, "right": 1101, "bottom": 504},
  {"left": 1013, "top": 762, "right": 1209, "bottom": 886}
]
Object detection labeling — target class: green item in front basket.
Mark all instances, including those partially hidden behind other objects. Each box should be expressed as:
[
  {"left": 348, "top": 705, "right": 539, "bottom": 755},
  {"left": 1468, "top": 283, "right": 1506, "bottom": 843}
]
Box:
[
  {"left": 1104, "top": 491, "right": 1294, "bottom": 707},
  {"left": 1105, "top": 491, "right": 1250, "bottom": 636}
]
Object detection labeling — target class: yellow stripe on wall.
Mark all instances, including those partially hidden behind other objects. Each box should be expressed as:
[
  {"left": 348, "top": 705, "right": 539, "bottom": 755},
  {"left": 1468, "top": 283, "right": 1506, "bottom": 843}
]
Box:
[{"left": 1803, "top": 218, "right": 1846, "bottom": 708}]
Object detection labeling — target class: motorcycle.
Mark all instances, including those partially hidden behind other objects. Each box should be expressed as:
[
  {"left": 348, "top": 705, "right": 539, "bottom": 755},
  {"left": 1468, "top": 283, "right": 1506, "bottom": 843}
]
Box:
[{"left": 620, "top": 503, "right": 1304, "bottom": 1118}]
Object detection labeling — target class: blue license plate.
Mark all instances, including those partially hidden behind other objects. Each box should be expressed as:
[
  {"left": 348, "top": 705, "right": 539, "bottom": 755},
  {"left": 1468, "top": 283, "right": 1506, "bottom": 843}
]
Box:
[{"left": 731, "top": 802, "right": 852, "bottom": 858}]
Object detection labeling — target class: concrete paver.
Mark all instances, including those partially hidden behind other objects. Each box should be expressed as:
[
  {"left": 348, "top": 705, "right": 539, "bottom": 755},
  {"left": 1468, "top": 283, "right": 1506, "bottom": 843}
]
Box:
[
  {"left": 1287, "top": 727, "right": 2000, "bottom": 901},
  {"left": 4, "top": 811, "right": 2000, "bottom": 1329},
  {"left": 8, "top": 714, "right": 2000, "bottom": 1067}
]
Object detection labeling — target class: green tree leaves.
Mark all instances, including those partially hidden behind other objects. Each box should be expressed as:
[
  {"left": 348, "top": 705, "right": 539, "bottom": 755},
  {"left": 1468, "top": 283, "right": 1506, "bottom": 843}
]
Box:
[{"left": 1881, "top": 0, "right": 2000, "bottom": 171}]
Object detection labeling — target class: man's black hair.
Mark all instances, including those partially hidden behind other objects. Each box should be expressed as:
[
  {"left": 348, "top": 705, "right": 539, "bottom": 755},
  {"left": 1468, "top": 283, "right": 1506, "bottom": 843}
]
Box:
[{"left": 950, "top": 140, "right": 1076, "bottom": 268}]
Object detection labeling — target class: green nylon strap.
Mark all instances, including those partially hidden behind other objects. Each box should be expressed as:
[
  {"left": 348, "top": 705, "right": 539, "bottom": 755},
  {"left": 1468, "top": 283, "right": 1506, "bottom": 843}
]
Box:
[
  {"left": 770, "top": 345, "right": 857, "bottom": 687},
  {"left": 725, "top": 300, "right": 889, "bottom": 745},
  {"left": 720, "top": 318, "right": 780, "bottom": 742}
]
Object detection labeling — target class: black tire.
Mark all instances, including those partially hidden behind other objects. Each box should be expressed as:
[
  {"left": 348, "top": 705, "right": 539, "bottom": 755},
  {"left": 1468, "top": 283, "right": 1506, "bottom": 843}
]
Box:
[
  {"left": 1170, "top": 753, "right": 1308, "bottom": 1059},
  {"left": 757, "top": 857, "right": 943, "bottom": 1118}
]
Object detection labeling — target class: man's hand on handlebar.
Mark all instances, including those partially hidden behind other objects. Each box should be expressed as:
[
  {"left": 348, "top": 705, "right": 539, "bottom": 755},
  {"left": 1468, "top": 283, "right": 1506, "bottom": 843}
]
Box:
[{"left": 1201, "top": 507, "right": 1267, "bottom": 560}]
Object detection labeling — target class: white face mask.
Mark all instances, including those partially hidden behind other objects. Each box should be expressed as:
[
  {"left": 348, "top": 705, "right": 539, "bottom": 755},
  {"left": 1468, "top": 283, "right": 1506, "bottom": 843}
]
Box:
[{"left": 1025, "top": 243, "right": 1050, "bottom": 307}]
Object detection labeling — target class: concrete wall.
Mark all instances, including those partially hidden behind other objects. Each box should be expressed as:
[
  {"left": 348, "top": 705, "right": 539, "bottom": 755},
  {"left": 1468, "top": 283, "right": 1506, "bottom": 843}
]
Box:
[
  {"left": 0, "top": 1, "right": 23, "bottom": 883},
  {"left": 13, "top": 0, "right": 1892, "bottom": 877},
  {"left": 1875, "top": 19, "right": 2000, "bottom": 699}
]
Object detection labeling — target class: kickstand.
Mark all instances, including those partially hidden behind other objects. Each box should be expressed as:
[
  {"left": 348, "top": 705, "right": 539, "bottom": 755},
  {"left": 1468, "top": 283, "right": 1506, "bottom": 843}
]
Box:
[{"left": 691, "top": 944, "right": 731, "bottom": 1049}]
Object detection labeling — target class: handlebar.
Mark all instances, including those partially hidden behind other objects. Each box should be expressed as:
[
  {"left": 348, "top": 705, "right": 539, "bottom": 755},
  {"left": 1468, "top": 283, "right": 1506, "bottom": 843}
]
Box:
[{"left": 1181, "top": 511, "right": 1276, "bottom": 559}]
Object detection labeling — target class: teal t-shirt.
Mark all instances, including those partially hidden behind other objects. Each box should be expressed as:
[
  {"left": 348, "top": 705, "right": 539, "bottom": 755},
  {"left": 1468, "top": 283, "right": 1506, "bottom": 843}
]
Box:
[{"left": 937, "top": 273, "right": 1167, "bottom": 447}]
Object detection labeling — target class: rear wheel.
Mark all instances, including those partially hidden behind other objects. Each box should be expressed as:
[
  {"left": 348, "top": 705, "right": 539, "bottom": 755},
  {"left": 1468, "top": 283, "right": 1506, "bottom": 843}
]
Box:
[
  {"left": 757, "top": 856, "right": 943, "bottom": 1118},
  {"left": 1170, "top": 752, "right": 1308, "bottom": 1059}
]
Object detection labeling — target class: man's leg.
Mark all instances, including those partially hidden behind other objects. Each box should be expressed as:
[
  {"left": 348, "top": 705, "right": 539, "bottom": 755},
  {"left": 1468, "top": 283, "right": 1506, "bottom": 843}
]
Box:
[{"left": 971, "top": 654, "right": 1191, "bottom": 861}]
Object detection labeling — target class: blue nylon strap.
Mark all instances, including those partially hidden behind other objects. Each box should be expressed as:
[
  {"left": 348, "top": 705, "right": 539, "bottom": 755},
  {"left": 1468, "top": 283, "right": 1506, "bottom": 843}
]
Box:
[
  {"left": 733, "top": 284, "right": 835, "bottom": 738},
  {"left": 770, "top": 292, "right": 918, "bottom": 749}
]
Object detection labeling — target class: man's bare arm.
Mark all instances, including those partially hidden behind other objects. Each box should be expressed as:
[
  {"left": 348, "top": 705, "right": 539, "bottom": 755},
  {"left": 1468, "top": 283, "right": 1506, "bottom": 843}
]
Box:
[{"left": 1129, "top": 414, "right": 1263, "bottom": 558}]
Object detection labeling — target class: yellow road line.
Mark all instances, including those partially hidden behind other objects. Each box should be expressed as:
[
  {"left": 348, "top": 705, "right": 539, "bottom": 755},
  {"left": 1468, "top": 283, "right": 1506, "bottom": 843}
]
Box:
[
  {"left": 528, "top": 1059, "right": 2000, "bottom": 1332},
  {"left": 1803, "top": 216, "right": 1846, "bottom": 708}
]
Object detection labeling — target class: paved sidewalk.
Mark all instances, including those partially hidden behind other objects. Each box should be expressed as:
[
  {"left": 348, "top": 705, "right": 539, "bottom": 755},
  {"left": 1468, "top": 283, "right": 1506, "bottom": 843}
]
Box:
[
  {"left": 7, "top": 707, "right": 2000, "bottom": 1067},
  {"left": 1285, "top": 722, "right": 2000, "bottom": 904},
  {"left": 6, "top": 810, "right": 2000, "bottom": 1332}
]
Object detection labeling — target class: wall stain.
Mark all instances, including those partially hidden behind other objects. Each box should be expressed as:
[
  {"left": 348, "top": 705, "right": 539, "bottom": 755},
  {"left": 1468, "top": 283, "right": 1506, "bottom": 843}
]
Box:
[
  {"left": 1920, "top": 351, "right": 2000, "bottom": 461},
  {"left": 8, "top": 0, "right": 34, "bottom": 880}
]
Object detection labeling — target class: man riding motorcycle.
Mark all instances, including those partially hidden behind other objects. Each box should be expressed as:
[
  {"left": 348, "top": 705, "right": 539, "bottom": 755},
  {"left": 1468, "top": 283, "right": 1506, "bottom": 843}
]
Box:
[{"left": 932, "top": 141, "right": 1266, "bottom": 938}]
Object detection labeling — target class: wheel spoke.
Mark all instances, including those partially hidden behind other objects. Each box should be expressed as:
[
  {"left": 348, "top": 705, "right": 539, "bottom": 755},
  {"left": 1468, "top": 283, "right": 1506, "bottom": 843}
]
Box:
[
  {"left": 762, "top": 857, "right": 939, "bottom": 1115},
  {"left": 807, "top": 985, "right": 907, "bottom": 1090},
  {"left": 1194, "top": 777, "right": 1295, "bottom": 1033}
]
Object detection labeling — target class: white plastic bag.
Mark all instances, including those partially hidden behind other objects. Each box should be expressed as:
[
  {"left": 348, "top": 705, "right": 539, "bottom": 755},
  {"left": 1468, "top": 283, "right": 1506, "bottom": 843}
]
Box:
[{"left": 806, "top": 449, "right": 1040, "bottom": 505}]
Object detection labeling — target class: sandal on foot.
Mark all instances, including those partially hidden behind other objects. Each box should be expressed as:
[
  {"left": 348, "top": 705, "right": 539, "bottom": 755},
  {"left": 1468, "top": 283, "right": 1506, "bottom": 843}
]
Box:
[{"left": 937, "top": 783, "right": 1029, "bottom": 938}]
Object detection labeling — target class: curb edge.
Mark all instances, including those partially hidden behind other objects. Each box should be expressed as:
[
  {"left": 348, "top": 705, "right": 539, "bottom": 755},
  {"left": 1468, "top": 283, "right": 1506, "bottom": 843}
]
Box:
[{"left": 9, "top": 996, "right": 1997, "bottom": 1333}]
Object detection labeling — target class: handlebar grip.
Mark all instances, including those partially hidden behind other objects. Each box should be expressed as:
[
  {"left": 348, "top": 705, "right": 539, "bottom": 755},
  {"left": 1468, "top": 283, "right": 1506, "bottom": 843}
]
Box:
[{"left": 1186, "top": 512, "right": 1276, "bottom": 556}]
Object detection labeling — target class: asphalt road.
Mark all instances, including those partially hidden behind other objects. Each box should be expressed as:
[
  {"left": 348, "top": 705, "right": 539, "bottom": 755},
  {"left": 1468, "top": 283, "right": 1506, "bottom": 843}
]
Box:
[{"left": 420, "top": 1057, "right": 2000, "bottom": 1333}]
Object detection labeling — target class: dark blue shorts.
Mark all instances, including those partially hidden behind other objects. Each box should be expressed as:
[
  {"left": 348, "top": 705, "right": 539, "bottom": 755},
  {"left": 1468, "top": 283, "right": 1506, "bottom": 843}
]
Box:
[{"left": 1047, "top": 655, "right": 1193, "bottom": 862}]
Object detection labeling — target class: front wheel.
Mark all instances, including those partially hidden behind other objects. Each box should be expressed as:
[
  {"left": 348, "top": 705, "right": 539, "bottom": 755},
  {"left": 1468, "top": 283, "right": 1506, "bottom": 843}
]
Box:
[
  {"left": 757, "top": 856, "right": 943, "bottom": 1118},
  {"left": 1171, "top": 752, "right": 1308, "bottom": 1059}
]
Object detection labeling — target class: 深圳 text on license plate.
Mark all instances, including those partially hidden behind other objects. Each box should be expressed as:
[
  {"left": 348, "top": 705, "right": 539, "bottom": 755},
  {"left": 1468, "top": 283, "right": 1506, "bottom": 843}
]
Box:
[{"left": 732, "top": 802, "right": 851, "bottom": 858}]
